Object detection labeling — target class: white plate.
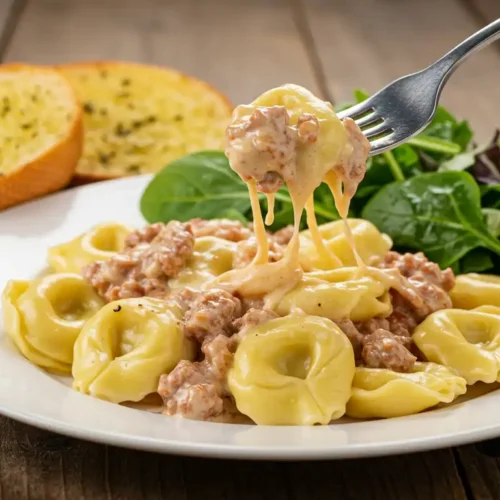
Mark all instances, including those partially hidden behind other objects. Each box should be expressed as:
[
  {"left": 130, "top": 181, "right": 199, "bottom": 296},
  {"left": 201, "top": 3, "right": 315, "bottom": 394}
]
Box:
[{"left": 1, "top": 176, "right": 500, "bottom": 461}]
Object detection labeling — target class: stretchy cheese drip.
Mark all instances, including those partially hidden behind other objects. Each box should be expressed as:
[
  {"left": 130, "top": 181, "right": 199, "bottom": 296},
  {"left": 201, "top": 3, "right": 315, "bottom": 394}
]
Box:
[
  {"left": 305, "top": 196, "right": 342, "bottom": 268},
  {"left": 323, "top": 171, "right": 366, "bottom": 271},
  {"left": 265, "top": 193, "right": 275, "bottom": 226},
  {"left": 248, "top": 179, "right": 269, "bottom": 265},
  {"left": 223, "top": 85, "right": 354, "bottom": 302}
]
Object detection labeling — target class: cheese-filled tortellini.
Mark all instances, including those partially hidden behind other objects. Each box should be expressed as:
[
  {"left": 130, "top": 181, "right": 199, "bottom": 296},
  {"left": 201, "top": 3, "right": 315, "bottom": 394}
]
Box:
[
  {"left": 413, "top": 308, "right": 500, "bottom": 385},
  {"left": 299, "top": 219, "right": 392, "bottom": 270},
  {"left": 2, "top": 274, "right": 104, "bottom": 373},
  {"left": 274, "top": 267, "right": 391, "bottom": 322},
  {"left": 346, "top": 363, "right": 467, "bottom": 419},
  {"left": 47, "top": 222, "right": 132, "bottom": 273},
  {"left": 168, "top": 236, "right": 237, "bottom": 293},
  {"left": 228, "top": 314, "right": 355, "bottom": 425},
  {"left": 450, "top": 273, "right": 500, "bottom": 310},
  {"left": 73, "top": 297, "right": 195, "bottom": 403}
]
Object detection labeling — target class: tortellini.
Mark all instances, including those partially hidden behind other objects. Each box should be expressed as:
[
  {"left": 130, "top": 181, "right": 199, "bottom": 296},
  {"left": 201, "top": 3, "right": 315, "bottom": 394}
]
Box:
[
  {"left": 73, "top": 297, "right": 195, "bottom": 403},
  {"left": 2, "top": 273, "right": 104, "bottom": 373},
  {"left": 450, "top": 273, "right": 500, "bottom": 310},
  {"left": 299, "top": 219, "right": 392, "bottom": 271},
  {"left": 413, "top": 307, "right": 500, "bottom": 385},
  {"left": 168, "top": 236, "right": 237, "bottom": 292},
  {"left": 346, "top": 363, "right": 467, "bottom": 419},
  {"left": 228, "top": 314, "right": 355, "bottom": 425},
  {"left": 47, "top": 222, "right": 132, "bottom": 273},
  {"left": 274, "top": 267, "right": 392, "bottom": 322}
]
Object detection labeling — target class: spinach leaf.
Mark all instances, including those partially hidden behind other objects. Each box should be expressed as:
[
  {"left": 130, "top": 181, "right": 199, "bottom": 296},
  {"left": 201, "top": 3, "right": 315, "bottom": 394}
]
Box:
[
  {"left": 140, "top": 150, "right": 339, "bottom": 229},
  {"left": 361, "top": 171, "right": 500, "bottom": 268},
  {"left": 483, "top": 208, "right": 500, "bottom": 238},
  {"left": 459, "top": 248, "right": 494, "bottom": 273},
  {"left": 140, "top": 151, "right": 252, "bottom": 223}
]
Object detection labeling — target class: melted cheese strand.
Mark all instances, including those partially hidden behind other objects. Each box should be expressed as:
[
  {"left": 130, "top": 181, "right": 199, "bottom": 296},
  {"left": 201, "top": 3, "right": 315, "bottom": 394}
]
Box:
[
  {"left": 265, "top": 193, "right": 275, "bottom": 226},
  {"left": 248, "top": 179, "right": 269, "bottom": 265},
  {"left": 305, "top": 195, "right": 342, "bottom": 268}
]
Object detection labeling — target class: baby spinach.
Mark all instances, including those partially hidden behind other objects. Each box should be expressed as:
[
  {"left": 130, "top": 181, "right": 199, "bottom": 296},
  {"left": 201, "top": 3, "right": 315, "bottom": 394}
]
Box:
[
  {"left": 362, "top": 171, "right": 500, "bottom": 268},
  {"left": 140, "top": 150, "right": 339, "bottom": 228},
  {"left": 140, "top": 151, "right": 253, "bottom": 223}
]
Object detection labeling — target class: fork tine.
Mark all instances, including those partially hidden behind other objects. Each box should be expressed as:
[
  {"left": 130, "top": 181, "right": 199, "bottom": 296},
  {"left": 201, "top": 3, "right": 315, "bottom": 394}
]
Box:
[
  {"left": 336, "top": 99, "right": 375, "bottom": 120},
  {"left": 363, "top": 122, "right": 392, "bottom": 139},
  {"left": 368, "top": 133, "right": 396, "bottom": 156},
  {"left": 354, "top": 112, "right": 381, "bottom": 129}
]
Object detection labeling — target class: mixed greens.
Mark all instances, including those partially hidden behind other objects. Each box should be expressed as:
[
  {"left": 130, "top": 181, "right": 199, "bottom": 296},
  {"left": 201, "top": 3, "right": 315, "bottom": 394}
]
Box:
[{"left": 140, "top": 90, "right": 500, "bottom": 274}]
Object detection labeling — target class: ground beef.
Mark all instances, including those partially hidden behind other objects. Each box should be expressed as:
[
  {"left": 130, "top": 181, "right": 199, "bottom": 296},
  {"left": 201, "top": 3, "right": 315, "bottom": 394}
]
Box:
[
  {"left": 361, "top": 329, "right": 416, "bottom": 373},
  {"left": 377, "top": 251, "right": 455, "bottom": 323},
  {"left": 233, "top": 237, "right": 285, "bottom": 269},
  {"left": 232, "top": 308, "right": 278, "bottom": 333},
  {"left": 124, "top": 223, "right": 164, "bottom": 248},
  {"left": 158, "top": 334, "right": 239, "bottom": 422},
  {"left": 335, "top": 319, "right": 365, "bottom": 359},
  {"left": 158, "top": 298, "right": 278, "bottom": 422},
  {"left": 225, "top": 107, "right": 319, "bottom": 193},
  {"left": 84, "top": 221, "right": 194, "bottom": 302},
  {"left": 183, "top": 289, "right": 242, "bottom": 343},
  {"left": 190, "top": 218, "right": 252, "bottom": 242},
  {"left": 271, "top": 225, "right": 294, "bottom": 246}
]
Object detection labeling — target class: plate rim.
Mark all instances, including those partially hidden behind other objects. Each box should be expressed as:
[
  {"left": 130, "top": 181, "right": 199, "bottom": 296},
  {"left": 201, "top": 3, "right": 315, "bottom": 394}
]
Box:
[{"left": 1, "top": 176, "right": 500, "bottom": 461}]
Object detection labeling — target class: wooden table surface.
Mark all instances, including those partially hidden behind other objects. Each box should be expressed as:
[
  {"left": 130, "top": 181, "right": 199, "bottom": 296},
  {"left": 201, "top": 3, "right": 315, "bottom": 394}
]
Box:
[{"left": 1, "top": 0, "right": 500, "bottom": 498}]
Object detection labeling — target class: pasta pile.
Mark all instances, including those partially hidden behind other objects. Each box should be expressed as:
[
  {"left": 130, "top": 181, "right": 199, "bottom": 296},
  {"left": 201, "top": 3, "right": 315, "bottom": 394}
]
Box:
[
  {"left": 4, "top": 219, "right": 499, "bottom": 425},
  {"left": 3, "top": 83, "right": 500, "bottom": 427}
]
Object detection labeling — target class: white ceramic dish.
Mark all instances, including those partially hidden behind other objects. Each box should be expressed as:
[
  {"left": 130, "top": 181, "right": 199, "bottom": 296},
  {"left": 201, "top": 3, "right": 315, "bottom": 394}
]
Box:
[{"left": 1, "top": 176, "right": 500, "bottom": 460}]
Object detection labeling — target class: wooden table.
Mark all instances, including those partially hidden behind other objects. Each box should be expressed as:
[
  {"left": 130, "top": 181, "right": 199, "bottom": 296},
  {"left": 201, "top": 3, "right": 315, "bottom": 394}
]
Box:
[{"left": 1, "top": 0, "right": 500, "bottom": 498}]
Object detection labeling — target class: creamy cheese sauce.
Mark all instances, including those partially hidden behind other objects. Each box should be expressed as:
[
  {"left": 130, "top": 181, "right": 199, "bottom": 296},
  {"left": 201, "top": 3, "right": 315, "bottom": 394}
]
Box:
[{"left": 222, "top": 84, "right": 377, "bottom": 306}]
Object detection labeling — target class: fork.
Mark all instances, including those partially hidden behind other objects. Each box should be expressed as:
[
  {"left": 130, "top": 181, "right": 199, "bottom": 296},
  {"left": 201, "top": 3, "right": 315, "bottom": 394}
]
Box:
[{"left": 336, "top": 19, "right": 500, "bottom": 155}]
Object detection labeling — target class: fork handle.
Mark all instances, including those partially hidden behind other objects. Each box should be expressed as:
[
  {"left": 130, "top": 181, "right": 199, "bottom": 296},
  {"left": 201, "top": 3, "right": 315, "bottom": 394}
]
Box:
[{"left": 431, "top": 18, "right": 500, "bottom": 82}]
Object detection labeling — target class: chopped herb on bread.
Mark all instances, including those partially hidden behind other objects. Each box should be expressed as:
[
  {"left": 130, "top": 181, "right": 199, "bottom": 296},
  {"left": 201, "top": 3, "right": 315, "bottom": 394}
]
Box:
[
  {"left": 56, "top": 62, "right": 233, "bottom": 183},
  {"left": 0, "top": 64, "right": 83, "bottom": 210}
]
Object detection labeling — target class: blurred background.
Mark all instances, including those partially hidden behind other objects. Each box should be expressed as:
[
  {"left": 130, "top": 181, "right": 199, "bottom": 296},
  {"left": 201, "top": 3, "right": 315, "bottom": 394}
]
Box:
[{"left": 0, "top": 0, "right": 499, "bottom": 140}]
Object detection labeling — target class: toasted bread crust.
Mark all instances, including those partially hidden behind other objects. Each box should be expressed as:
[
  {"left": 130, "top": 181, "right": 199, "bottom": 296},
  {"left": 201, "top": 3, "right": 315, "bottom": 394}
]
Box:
[{"left": 0, "top": 63, "right": 83, "bottom": 210}]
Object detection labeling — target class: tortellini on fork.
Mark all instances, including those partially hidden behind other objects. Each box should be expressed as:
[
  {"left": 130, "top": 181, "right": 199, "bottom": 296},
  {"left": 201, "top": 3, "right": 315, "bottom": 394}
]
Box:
[
  {"left": 274, "top": 267, "right": 392, "bottom": 322},
  {"left": 228, "top": 314, "right": 355, "bottom": 425},
  {"left": 73, "top": 297, "right": 195, "bottom": 403},
  {"left": 450, "top": 273, "right": 500, "bottom": 310},
  {"left": 47, "top": 222, "right": 132, "bottom": 273},
  {"left": 413, "top": 307, "right": 500, "bottom": 385},
  {"left": 346, "top": 363, "right": 467, "bottom": 419},
  {"left": 2, "top": 273, "right": 104, "bottom": 373},
  {"left": 299, "top": 219, "right": 392, "bottom": 271}
]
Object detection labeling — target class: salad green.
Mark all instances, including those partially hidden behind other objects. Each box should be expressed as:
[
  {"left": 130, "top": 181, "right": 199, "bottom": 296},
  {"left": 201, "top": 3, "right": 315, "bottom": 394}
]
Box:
[{"left": 140, "top": 90, "right": 500, "bottom": 274}]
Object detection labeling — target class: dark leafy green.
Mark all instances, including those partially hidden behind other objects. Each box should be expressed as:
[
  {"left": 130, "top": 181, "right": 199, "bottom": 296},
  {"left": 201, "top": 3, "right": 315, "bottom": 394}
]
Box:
[
  {"left": 457, "top": 248, "right": 494, "bottom": 274},
  {"left": 361, "top": 171, "right": 500, "bottom": 268},
  {"left": 140, "top": 151, "right": 252, "bottom": 223}
]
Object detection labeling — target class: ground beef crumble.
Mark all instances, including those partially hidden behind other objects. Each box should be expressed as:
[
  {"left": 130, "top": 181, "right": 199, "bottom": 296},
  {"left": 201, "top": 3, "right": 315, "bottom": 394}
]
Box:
[
  {"left": 183, "top": 289, "right": 242, "bottom": 343},
  {"left": 361, "top": 329, "right": 416, "bottom": 373},
  {"left": 158, "top": 293, "right": 276, "bottom": 422},
  {"left": 84, "top": 221, "right": 194, "bottom": 302},
  {"left": 335, "top": 251, "right": 455, "bottom": 372}
]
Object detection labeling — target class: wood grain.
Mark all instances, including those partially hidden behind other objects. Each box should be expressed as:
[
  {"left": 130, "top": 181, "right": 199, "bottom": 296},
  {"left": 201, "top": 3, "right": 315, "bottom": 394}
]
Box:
[
  {"left": 0, "top": 416, "right": 468, "bottom": 500},
  {"left": 302, "top": 0, "right": 500, "bottom": 139},
  {"left": 4, "top": 0, "right": 320, "bottom": 105},
  {"left": 456, "top": 445, "right": 500, "bottom": 499},
  {"left": 0, "top": 0, "right": 21, "bottom": 60}
]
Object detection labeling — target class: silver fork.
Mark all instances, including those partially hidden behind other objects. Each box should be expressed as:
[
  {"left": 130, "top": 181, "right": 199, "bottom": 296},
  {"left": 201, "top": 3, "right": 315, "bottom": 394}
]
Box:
[{"left": 337, "top": 19, "right": 500, "bottom": 156}]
